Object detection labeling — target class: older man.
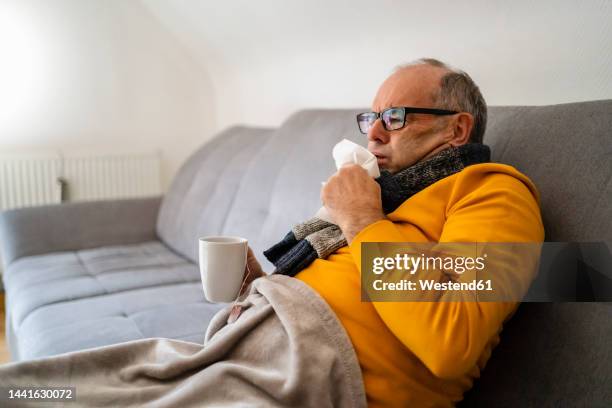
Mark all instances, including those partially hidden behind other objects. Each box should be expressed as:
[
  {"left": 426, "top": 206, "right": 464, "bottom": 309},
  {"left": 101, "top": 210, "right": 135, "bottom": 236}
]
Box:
[{"left": 247, "top": 58, "right": 544, "bottom": 407}]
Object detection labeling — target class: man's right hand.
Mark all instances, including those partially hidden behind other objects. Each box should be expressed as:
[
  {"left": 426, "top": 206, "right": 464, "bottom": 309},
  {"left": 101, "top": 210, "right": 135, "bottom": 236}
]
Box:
[{"left": 239, "top": 247, "right": 266, "bottom": 296}]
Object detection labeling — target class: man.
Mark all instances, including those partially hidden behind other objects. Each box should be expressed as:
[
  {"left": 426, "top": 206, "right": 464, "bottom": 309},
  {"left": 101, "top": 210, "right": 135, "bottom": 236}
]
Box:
[{"left": 245, "top": 58, "right": 544, "bottom": 406}]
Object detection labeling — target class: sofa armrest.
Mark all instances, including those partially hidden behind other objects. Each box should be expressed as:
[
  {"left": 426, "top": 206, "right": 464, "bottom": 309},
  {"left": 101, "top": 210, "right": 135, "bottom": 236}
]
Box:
[{"left": 0, "top": 196, "right": 162, "bottom": 268}]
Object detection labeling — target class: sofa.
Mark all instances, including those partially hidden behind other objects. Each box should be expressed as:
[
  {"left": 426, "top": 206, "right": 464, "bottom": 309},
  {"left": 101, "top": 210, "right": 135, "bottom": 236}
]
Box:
[{"left": 1, "top": 100, "right": 611, "bottom": 406}]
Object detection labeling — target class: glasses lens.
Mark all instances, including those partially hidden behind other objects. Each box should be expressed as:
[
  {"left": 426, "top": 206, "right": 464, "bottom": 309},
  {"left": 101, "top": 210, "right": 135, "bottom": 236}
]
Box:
[
  {"left": 382, "top": 108, "right": 405, "bottom": 131},
  {"left": 357, "top": 112, "right": 377, "bottom": 134}
]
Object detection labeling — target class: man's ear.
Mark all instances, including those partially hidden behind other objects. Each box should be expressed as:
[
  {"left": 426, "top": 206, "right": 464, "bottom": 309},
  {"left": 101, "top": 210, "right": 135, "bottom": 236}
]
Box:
[{"left": 447, "top": 112, "right": 474, "bottom": 146}]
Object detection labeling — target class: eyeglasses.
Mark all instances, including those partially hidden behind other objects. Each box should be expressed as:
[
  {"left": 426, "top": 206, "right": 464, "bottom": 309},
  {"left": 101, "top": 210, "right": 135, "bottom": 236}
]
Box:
[{"left": 356, "top": 106, "right": 458, "bottom": 134}]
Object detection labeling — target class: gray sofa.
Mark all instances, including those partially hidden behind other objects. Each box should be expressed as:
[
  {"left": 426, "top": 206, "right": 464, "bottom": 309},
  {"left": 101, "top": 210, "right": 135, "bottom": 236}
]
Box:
[{"left": 1, "top": 101, "right": 611, "bottom": 406}]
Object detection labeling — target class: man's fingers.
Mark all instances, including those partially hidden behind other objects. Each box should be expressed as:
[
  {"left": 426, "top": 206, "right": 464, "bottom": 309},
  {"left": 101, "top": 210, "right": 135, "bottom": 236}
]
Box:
[
  {"left": 338, "top": 163, "right": 366, "bottom": 175},
  {"left": 339, "top": 162, "right": 357, "bottom": 170}
]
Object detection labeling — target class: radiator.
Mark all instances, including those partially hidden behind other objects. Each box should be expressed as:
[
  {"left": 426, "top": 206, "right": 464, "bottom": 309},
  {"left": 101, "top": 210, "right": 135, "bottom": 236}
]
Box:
[{"left": 0, "top": 152, "right": 162, "bottom": 210}]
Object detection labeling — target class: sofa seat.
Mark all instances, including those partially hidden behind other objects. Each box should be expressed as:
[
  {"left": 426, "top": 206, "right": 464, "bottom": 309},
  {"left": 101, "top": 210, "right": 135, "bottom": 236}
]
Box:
[{"left": 3, "top": 241, "right": 223, "bottom": 360}]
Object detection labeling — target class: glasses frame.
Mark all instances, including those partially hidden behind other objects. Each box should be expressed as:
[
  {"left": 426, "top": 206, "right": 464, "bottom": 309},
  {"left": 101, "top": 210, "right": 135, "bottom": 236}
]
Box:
[{"left": 356, "top": 106, "right": 459, "bottom": 134}]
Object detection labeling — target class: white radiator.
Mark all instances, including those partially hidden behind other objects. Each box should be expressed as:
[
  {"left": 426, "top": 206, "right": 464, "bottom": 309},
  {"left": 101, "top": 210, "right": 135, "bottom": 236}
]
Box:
[{"left": 0, "top": 152, "right": 162, "bottom": 210}]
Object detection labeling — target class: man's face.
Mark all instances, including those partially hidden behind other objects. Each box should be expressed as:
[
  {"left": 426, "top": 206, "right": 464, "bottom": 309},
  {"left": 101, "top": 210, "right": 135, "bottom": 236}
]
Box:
[{"left": 367, "top": 65, "right": 453, "bottom": 173}]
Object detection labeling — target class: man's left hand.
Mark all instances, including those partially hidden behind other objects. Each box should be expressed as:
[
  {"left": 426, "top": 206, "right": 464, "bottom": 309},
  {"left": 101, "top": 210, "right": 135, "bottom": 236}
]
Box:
[{"left": 321, "top": 164, "right": 385, "bottom": 243}]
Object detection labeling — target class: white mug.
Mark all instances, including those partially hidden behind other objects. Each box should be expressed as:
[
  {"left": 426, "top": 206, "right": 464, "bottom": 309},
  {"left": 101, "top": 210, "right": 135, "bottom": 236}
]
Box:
[{"left": 198, "top": 236, "right": 248, "bottom": 303}]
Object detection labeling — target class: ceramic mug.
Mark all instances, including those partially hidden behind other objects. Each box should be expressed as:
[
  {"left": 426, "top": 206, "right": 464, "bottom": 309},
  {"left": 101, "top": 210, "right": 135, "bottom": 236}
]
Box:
[{"left": 198, "top": 236, "right": 248, "bottom": 303}]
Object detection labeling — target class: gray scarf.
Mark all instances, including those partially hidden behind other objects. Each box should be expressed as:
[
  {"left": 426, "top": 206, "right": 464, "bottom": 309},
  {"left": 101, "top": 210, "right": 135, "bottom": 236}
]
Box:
[{"left": 264, "top": 143, "right": 491, "bottom": 276}]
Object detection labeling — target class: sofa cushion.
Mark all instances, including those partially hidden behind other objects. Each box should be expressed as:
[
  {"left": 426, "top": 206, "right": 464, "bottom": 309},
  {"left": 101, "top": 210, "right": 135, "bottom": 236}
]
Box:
[
  {"left": 485, "top": 101, "right": 612, "bottom": 246},
  {"left": 220, "top": 110, "right": 364, "bottom": 271},
  {"left": 459, "top": 100, "right": 612, "bottom": 406},
  {"left": 156, "top": 126, "right": 275, "bottom": 263},
  {"left": 3, "top": 241, "right": 223, "bottom": 360},
  {"left": 158, "top": 111, "right": 366, "bottom": 271}
]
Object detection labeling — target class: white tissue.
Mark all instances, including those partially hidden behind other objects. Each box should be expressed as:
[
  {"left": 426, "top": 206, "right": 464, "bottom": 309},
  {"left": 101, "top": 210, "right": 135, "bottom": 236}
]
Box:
[
  {"left": 332, "top": 139, "right": 380, "bottom": 178},
  {"left": 315, "top": 139, "right": 380, "bottom": 223}
]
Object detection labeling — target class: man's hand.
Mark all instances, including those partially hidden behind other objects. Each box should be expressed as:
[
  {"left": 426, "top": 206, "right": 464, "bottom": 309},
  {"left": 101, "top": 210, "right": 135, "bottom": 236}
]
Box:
[
  {"left": 239, "top": 247, "right": 266, "bottom": 297},
  {"left": 321, "top": 164, "right": 385, "bottom": 243}
]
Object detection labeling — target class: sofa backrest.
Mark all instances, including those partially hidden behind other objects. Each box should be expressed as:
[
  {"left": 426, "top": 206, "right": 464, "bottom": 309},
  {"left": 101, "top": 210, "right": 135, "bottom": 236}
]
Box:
[
  {"left": 216, "top": 109, "right": 367, "bottom": 270},
  {"left": 156, "top": 126, "right": 275, "bottom": 263},
  {"left": 158, "top": 100, "right": 611, "bottom": 266},
  {"left": 157, "top": 110, "right": 365, "bottom": 269},
  {"left": 485, "top": 101, "right": 612, "bottom": 246},
  {"left": 457, "top": 100, "right": 612, "bottom": 406}
]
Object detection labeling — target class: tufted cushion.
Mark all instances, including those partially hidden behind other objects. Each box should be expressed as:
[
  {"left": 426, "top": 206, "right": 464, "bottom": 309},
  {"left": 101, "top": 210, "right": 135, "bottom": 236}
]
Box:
[
  {"left": 3, "top": 241, "right": 222, "bottom": 360},
  {"left": 220, "top": 109, "right": 367, "bottom": 270},
  {"left": 156, "top": 111, "right": 367, "bottom": 271},
  {"left": 156, "top": 126, "right": 275, "bottom": 264}
]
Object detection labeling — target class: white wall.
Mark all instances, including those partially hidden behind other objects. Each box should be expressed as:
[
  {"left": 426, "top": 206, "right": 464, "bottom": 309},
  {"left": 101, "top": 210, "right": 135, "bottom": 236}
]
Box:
[
  {"left": 0, "top": 0, "right": 215, "bottom": 190},
  {"left": 1, "top": 0, "right": 611, "bottom": 190},
  {"left": 142, "top": 0, "right": 612, "bottom": 132}
]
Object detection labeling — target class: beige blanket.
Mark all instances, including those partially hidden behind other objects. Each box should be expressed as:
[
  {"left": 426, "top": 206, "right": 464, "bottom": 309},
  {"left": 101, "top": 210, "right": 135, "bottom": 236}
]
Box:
[{"left": 0, "top": 275, "right": 366, "bottom": 407}]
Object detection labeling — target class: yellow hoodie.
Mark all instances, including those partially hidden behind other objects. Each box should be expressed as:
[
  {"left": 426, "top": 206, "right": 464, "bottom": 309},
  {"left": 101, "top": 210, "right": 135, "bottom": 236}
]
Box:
[{"left": 295, "top": 163, "right": 544, "bottom": 407}]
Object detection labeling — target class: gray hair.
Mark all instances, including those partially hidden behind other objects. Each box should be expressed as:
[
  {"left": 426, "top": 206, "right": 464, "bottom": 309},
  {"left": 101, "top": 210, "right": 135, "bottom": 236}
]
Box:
[{"left": 396, "top": 58, "right": 487, "bottom": 144}]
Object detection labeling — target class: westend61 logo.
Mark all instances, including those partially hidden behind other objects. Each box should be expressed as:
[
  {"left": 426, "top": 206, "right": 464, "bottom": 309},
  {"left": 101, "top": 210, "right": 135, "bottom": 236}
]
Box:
[{"left": 361, "top": 243, "right": 542, "bottom": 302}]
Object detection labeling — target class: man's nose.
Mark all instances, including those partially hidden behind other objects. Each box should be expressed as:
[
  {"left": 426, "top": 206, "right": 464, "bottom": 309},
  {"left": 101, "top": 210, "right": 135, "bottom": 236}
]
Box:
[{"left": 367, "top": 119, "right": 390, "bottom": 144}]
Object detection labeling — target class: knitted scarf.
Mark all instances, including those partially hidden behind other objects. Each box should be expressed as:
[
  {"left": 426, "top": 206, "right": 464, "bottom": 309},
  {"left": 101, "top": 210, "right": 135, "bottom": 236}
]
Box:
[{"left": 264, "top": 143, "right": 491, "bottom": 277}]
